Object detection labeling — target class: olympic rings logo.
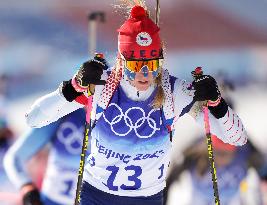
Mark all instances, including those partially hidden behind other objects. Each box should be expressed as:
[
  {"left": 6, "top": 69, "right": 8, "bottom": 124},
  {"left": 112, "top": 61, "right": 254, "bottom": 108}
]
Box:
[
  {"left": 56, "top": 122, "right": 84, "bottom": 155},
  {"left": 103, "top": 103, "right": 161, "bottom": 138}
]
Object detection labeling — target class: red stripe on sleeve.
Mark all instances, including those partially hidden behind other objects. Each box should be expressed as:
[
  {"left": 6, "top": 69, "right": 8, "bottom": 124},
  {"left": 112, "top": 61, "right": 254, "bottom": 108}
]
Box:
[
  {"left": 229, "top": 119, "right": 240, "bottom": 139},
  {"left": 223, "top": 110, "right": 230, "bottom": 124},
  {"left": 232, "top": 125, "right": 244, "bottom": 143},
  {"left": 226, "top": 114, "right": 235, "bottom": 131},
  {"left": 234, "top": 135, "right": 242, "bottom": 143}
]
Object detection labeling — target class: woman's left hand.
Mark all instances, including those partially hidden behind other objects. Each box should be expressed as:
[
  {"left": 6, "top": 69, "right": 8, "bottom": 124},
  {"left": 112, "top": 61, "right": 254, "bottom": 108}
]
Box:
[{"left": 192, "top": 75, "right": 221, "bottom": 103}]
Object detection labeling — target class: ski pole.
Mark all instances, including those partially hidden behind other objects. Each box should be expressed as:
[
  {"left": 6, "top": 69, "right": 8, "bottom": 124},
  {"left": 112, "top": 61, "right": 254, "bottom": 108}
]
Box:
[
  {"left": 74, "top": 95, "right": 92, "bottom": 205},
  {"left": 155, "top": 0, "right": 160, "bottom": 26},
  {"left": 88, "top": 12, "right": 105, "bottom": 58},
  {"left": 74, "top": 11, "right": 106, "bottom": 205},
  {"left": 192, "top": 67, "right": 221, "bottom": 205},
  {"left": 74, "top": 53, "right": 106, "bottom": 205}
]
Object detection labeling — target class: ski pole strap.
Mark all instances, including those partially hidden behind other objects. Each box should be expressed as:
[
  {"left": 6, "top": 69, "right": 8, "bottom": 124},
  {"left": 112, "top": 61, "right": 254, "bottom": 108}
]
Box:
[{"left": 86, "top": 95, "right": 93, "bottom": 123}]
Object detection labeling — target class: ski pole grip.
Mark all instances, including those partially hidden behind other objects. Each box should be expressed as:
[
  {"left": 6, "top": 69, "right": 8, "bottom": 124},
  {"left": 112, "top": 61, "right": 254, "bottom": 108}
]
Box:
[
  {"left": 191, "top": 66, "right": 203, "bottom": 80},
  {"left": 94, "top": 53, "right": 104, "bottom": 59},
  {"left": 94, "top": 53, "right": 108, "bottom": 71}
]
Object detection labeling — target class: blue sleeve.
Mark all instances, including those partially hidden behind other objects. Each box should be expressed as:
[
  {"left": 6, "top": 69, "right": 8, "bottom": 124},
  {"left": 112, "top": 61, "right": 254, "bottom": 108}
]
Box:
[{"left": 3, "top": 120, "right": 61, "bottom": 189}]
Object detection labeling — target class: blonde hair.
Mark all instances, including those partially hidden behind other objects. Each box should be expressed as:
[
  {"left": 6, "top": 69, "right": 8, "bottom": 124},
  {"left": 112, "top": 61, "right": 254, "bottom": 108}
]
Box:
[
  {"left": 152, "top": 41, "right": 166, "bottom": 109},
  {"left": 151, "top": 72, "right": 165, "bottom": 109}
]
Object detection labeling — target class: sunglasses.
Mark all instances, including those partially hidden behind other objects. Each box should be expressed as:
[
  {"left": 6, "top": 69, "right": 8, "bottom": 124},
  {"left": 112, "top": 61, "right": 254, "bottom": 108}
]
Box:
[{"left": 121, "top": 56, "right": 164, "bottom": 73}]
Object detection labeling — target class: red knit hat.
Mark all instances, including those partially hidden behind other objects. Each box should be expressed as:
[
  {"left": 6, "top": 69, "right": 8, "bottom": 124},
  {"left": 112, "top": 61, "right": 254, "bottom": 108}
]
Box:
[
  {"left": 118, "top": 6, "right": 162, "bottom": 59},
  {"left": 212, "top": 135, "right": 236, "bottom": 151}
]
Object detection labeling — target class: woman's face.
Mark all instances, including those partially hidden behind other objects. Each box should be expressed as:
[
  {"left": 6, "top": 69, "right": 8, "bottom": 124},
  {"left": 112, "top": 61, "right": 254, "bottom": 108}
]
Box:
[{"left": 128, "top": 71, "right": 154, "bottom": 91}]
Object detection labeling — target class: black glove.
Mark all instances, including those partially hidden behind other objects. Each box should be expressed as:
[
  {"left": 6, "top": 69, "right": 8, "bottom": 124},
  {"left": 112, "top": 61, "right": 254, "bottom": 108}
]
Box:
[
  {"left": 61, "top": 55, "right": 108, "bottom": 102},
  {"left": 75, "top": 56, "right": 108, "bottom": 88},
  {"left": 192, "top": 74, "right": 220, "bottom": 102},
  {"left": 23, "top": 189, "right": 43, "bottom": 205},
  {"left": 192, "top": 73, "right": 228, "bottom": 119}
]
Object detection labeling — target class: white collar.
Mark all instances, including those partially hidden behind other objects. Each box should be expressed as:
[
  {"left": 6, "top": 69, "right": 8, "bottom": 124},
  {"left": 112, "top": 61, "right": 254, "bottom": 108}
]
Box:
[{"left": 120, "top": 76, "right": 156, "bottom": 101}]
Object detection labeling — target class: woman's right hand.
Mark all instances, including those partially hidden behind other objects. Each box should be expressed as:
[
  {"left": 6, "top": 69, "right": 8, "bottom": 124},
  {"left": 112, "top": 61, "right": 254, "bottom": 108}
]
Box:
[
  {"left": 72, "top": 54, "right": 108, "bottom": 92},
  {"left": 61, "top": 54, "right": 108, "bottom": 102}
]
